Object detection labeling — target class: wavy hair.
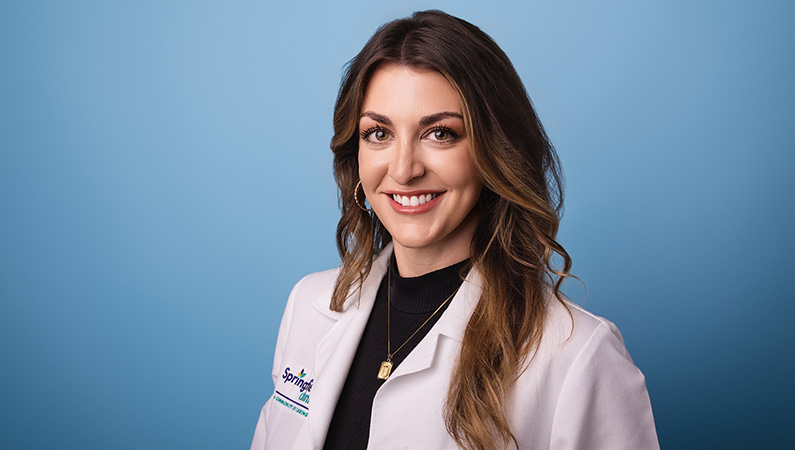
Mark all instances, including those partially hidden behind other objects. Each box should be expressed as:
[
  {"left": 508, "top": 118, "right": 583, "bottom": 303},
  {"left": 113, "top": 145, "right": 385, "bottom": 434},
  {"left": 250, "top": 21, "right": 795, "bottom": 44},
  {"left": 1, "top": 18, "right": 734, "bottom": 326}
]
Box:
[{"left": 330, "top": 10, "right": 572, "bottom": 450}]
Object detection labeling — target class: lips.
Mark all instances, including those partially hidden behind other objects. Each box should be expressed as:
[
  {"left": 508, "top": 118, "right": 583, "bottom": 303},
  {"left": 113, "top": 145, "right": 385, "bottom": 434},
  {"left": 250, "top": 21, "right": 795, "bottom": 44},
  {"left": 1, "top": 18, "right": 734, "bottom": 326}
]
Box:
[{"left": 390, "top": 193, "right": 440, "bottom": 207}]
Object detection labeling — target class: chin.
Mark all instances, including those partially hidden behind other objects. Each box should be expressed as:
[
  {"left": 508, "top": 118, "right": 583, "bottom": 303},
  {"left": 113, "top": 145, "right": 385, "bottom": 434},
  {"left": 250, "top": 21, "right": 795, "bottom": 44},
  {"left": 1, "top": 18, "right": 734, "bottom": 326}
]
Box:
[{"left": 390, "top": 234, "right": 437, "bottom": 250}]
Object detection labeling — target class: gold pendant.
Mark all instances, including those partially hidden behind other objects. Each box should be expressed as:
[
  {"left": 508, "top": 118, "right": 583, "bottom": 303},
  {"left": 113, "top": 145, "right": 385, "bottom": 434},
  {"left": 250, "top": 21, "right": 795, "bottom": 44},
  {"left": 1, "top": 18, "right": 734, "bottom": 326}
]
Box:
[{"left": 377, "top": 360, "right": 393, "bottom": 380}]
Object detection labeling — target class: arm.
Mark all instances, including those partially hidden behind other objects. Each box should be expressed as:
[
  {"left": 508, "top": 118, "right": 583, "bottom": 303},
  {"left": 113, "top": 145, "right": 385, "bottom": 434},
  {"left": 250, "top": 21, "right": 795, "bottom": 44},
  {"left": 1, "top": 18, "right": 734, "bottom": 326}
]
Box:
[
  {"left": 250, "top": 277, "right": 303, "bottom": 450},
  {"left": 549, "top": 320, "right": 660, "bottom": 450}
]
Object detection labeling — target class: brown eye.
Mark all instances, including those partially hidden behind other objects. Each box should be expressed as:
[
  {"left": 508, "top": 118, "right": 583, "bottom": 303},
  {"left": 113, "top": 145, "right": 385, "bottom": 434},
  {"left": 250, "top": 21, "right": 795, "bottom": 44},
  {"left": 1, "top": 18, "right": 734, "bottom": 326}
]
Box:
[
  {"left": 425, "top": 126, "right": 458, "bottom": 142},
  {"left": 361, "top": 126, "right": 391, "bottom": 143}
]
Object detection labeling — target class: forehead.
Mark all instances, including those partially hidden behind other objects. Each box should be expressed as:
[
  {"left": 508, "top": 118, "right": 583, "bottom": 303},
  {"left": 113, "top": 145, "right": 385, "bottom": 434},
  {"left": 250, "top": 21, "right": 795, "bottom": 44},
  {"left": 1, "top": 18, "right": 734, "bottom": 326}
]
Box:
[{"left": 361, "top": 63, "right": 463, "bottom": 119}]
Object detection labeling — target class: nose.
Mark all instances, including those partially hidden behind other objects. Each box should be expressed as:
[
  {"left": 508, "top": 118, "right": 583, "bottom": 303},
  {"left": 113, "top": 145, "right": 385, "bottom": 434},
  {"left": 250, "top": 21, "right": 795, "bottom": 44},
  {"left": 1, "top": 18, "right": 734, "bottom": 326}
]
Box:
[{"left": 388, "top": 138, "right": 424, "bottom": 185}]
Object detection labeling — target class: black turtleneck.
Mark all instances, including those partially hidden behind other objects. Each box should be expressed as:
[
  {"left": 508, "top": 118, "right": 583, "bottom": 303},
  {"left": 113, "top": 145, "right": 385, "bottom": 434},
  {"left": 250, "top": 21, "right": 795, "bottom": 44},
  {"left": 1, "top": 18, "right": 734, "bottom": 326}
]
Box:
[{"left": 322, "top": 253, "right": 470, "bottom": 450}]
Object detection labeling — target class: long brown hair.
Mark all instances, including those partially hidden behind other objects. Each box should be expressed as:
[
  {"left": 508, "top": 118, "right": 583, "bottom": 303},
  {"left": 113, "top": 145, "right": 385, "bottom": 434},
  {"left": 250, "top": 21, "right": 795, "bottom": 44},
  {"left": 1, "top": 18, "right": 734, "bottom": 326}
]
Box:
[{"left": 330, "top": 10, "right": 572, "bottom": 450}]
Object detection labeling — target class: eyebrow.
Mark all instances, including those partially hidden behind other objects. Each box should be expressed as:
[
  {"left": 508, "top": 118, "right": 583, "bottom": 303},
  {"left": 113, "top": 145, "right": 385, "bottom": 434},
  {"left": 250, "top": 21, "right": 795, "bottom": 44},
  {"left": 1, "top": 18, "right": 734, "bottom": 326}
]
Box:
[
  {"left": 419, "top": 111, "right": 463, "bottom": 126},
  {"left": 360, "top": 111, "right": 464, "bottom": 127},
  {"left": 360, "top": 112, "right": 392, "bottom": 126}
]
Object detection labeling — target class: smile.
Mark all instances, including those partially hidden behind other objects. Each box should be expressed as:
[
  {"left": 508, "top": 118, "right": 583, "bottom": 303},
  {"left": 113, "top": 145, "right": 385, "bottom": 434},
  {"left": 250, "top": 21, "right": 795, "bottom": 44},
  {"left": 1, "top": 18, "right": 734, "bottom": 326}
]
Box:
[{"left": 391, "top": 193, "right": 440, "bottom": 207}]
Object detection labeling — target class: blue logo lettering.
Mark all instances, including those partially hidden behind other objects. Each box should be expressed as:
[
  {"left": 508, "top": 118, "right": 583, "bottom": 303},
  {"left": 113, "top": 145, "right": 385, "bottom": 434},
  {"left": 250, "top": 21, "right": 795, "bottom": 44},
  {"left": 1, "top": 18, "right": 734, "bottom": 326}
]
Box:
[{"left": 282, "top": 367, "right": 314, "bottom": 393}]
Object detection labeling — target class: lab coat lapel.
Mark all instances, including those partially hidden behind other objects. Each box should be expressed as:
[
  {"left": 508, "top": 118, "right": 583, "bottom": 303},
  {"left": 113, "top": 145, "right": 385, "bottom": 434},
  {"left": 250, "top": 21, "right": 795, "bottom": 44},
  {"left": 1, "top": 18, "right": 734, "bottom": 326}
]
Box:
[
  {"left": 386, "top": 269, "right": 483, "bottom": 379},
  {"left": 306, "top": 245, "right": 392, "bottom": 449}
]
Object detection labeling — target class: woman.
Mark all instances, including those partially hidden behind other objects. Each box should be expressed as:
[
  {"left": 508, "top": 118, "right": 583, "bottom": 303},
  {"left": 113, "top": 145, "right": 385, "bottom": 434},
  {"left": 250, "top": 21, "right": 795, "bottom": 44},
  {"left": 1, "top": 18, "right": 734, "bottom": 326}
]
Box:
[{"left": 251, "top": 10, "right": 658, "bottom": 450}]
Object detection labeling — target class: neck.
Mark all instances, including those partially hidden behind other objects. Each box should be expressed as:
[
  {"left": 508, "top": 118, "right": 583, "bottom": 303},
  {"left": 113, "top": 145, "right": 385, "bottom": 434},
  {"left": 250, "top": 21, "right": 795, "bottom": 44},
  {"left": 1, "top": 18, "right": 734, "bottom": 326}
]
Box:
[{"left": 392, "top": 245, "right": 471, "bottom": 277}]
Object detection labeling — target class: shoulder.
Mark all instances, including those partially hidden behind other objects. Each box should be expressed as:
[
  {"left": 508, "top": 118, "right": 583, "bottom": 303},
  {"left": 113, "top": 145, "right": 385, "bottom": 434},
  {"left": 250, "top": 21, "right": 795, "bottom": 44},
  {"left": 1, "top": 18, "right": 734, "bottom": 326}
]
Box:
[
  {"left": 269, "top": 267, "right": 343, "bottom": 378},
  {"left": 272, "top": 267, "right": 341, "bottom": 355},
  {"left": 516, "top": 291, "right": 659, "bottom": 449},
  {"left": 509, "top": 292, "right": 637, "bottom": 397},
  {"left": 534, "top": 292, "right": 645, "bottom": 399},
  {"left": 540, "top": 292, "right": 630, "bottom": 361},
  {"left": 282, "top": 267, "right": 341, "bottom": 313},
  {"left": 291, "top": 267, "right": 341, "bottom": 296}
]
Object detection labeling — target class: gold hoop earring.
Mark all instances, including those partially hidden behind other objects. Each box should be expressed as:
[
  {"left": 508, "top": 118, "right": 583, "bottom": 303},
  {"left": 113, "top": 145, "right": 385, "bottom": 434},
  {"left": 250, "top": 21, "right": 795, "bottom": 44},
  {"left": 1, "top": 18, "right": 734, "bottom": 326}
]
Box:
[{"left": 354, "top": 180, "right": 373, "bottom": 212}]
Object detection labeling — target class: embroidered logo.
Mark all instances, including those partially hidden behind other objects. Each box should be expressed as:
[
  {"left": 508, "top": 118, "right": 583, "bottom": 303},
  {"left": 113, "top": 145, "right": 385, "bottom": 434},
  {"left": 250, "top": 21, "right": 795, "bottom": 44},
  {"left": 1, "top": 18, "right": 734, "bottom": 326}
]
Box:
[
  {"left": 282, "top": 367, "right": 313, "bottom": 393},
  {"left": 274, "top": 367, "right": 313, "bottom": 418}
]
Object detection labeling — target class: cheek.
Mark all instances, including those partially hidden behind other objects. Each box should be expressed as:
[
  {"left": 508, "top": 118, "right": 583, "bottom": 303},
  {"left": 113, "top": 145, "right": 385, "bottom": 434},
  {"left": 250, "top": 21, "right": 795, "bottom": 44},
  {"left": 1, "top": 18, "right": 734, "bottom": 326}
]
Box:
[
  {"left": 451, "top": 158, "right": 482, "bottom": 202},
  {"left": 430, "top": 150, "right": 479, "bottom": 188},
  {"left": 357, "top": 151, "right": 383, "bottom": 192}
]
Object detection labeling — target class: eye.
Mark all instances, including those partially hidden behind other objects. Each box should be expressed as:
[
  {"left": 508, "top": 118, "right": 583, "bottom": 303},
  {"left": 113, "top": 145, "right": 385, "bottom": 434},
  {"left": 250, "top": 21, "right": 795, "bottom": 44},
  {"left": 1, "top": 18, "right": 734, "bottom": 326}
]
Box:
[
  {"left": 424, "top": 125, "right": 459, "bottom": 143},
  {"left": 432, "top": 129, "right": 450, "bottom": 141},
  {"left": 360, "top": 126, "right": 391, "bottom": 143}
]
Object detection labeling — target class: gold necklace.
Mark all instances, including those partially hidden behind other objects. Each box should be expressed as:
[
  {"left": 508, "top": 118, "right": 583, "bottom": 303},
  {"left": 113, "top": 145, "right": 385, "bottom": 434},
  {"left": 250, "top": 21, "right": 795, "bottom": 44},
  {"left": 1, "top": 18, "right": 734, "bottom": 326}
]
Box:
[{"left": 377, "top": 263, "right": 460, "bottom": 380}]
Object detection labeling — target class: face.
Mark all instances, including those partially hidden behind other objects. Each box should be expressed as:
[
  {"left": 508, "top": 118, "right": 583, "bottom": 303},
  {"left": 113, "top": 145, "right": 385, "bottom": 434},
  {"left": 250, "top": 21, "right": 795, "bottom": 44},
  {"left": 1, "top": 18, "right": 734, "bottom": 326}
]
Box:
[{"left": 358, "top": 63, "right": 482, "bottom": 271}]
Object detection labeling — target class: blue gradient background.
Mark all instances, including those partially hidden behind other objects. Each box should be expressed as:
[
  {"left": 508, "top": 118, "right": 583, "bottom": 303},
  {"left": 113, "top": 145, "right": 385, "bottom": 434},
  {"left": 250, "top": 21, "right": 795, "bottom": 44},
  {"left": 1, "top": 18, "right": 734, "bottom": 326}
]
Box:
[{"left": 1, "top": 1, "right": 793, "bottom": 449}]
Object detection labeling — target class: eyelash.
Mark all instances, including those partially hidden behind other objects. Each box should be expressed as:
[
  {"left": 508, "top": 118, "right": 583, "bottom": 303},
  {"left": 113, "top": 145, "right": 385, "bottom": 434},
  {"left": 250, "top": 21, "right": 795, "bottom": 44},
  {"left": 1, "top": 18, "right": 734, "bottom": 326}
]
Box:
[{"left": 359, "top": 125, "right": 460, "bottom": 143}]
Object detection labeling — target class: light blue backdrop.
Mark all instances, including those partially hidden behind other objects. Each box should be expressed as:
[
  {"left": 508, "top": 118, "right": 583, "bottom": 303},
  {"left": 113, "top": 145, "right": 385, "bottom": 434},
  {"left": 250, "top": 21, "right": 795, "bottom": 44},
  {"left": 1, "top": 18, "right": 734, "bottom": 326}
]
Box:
[{"left": 1, "top": 1, "right": 793, "bottom": 449}]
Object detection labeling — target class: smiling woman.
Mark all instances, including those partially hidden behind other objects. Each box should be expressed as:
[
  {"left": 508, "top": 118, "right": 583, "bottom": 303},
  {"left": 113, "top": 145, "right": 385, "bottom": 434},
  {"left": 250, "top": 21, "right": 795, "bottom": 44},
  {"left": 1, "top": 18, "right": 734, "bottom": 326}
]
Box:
[{"left": 251, "top": 10, "right": 659, "bottom": 450}]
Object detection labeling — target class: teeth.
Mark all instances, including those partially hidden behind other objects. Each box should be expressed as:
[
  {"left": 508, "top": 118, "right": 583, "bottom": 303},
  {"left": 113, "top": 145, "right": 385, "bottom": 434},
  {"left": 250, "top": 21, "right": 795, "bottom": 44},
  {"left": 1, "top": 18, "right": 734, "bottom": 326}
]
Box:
[{"left": 391, "top": 193, "right": 439, "bottom": 207}]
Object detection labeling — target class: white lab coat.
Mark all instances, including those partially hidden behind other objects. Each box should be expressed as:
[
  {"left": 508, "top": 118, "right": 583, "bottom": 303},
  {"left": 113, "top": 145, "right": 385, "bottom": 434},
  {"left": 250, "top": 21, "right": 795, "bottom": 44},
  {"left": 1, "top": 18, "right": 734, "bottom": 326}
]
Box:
[{"left": 251, "top": 244, "right": 659, "bottom": 449}]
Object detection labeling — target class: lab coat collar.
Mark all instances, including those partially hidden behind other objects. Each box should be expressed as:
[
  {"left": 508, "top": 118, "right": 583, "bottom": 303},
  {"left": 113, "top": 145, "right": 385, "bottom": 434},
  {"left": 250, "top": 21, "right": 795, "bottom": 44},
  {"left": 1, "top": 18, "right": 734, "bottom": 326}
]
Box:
[
  {"left": 305, "top": 243, "right": 483, "bottom": 448},
  {"left": 308, "top": 243, "right": 393, "bottom": 319},
  {"left": 433, "top": 266, "right": 482, "bottom": 341},
  {"left": 306, "top": 244, "right": 392, "bottom": 449}
]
